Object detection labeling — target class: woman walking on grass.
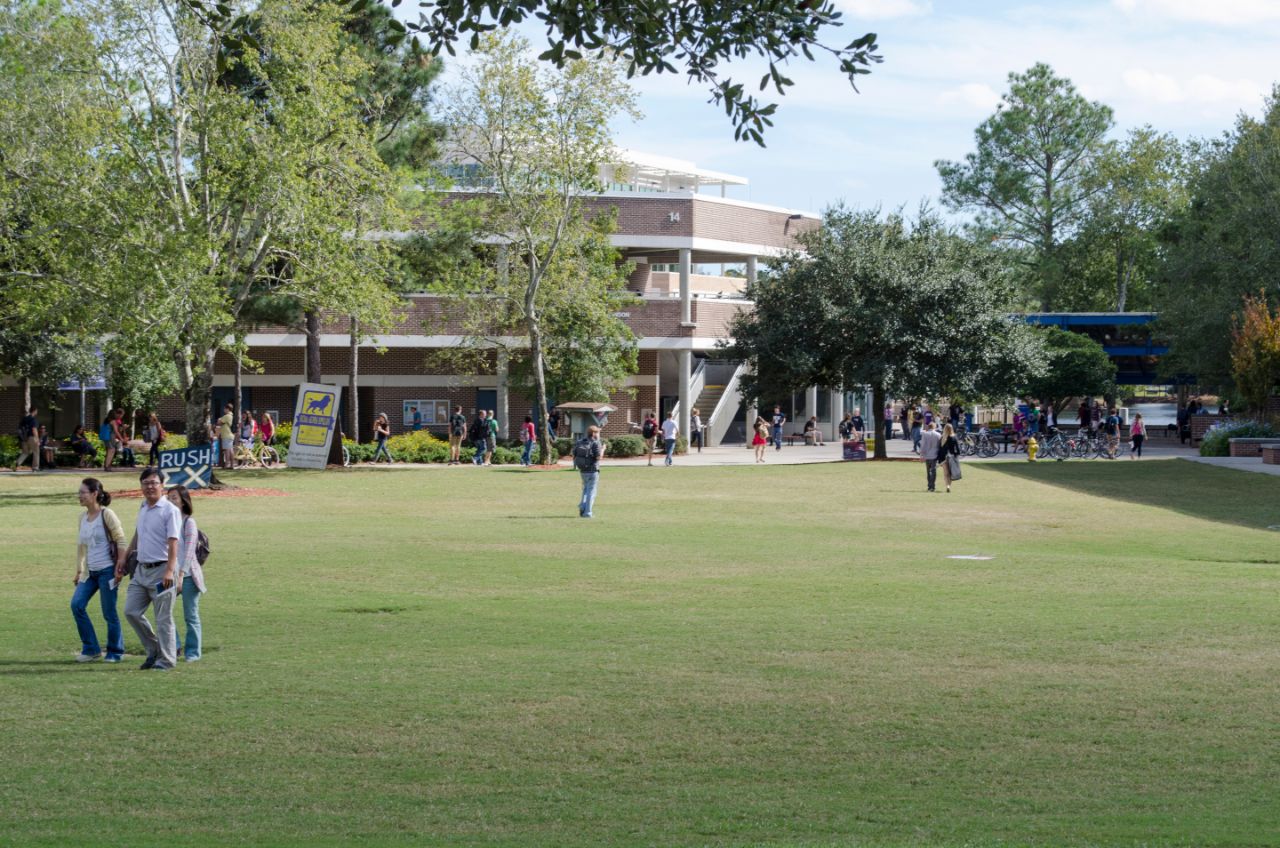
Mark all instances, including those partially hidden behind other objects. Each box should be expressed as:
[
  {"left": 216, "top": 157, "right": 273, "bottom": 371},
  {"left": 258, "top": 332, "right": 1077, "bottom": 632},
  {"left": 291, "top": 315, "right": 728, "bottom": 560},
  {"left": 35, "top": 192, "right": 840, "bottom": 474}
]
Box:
[
  {"left": 752, "top": 417, "right": 769, "bottom": 463},
  {"left": 939, "top": 423, "right": 961, "bottom": 494},
  {"left": 71, "top": 478, "right": 128, "bottom": 663},
  {"left": 519, "top": 415, "right": 536, "bottom": 466},
  {"left": 1130, "top": 413, "right": 1146, "bottom": 459},
  {"left": 167, "top": 485, "right": 206, "bottom": 662}
]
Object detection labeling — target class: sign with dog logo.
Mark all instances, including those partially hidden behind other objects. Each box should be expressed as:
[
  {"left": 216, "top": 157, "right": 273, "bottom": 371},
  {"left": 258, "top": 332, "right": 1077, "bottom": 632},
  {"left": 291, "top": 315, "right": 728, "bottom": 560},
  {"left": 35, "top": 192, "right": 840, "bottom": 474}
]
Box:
[
  {"left": 159, "top": 444, "right": 216, "bottom": 489},
  {"left": 288, "top": 383, "right": 343, "bottom": 469}
]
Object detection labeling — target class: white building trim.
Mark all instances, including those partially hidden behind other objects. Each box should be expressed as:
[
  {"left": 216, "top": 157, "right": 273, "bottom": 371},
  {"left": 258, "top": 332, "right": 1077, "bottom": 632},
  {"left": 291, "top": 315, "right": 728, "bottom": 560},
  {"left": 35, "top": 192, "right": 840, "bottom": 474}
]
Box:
[{"left": 243, "top": 333, "right": 731, "bottom": 351}]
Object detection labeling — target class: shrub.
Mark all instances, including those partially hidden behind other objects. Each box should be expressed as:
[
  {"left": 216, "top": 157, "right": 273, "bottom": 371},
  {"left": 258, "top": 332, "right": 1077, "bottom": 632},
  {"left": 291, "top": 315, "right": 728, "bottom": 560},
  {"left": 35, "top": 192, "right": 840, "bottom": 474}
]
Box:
[
  {"left": 384, "top": 430, "right": 452, "bottom": 463},
  {"left": 343, "top": 439, "right": 377, "bottom": 463},
  {"left": 273, "top": 422, "right": 292, "bottom": 445},
  {"left": 0, "top": 434, "right": 17, "bottom": 466},
  {"left": 605, "top": 434, "right": 644, "bottom": 457},
  {"left": 554, "top": 437, "right": 573, "bottom": 458},
  {"left": 1199, "top": 419, "right": 1280, "bottom": 456}
]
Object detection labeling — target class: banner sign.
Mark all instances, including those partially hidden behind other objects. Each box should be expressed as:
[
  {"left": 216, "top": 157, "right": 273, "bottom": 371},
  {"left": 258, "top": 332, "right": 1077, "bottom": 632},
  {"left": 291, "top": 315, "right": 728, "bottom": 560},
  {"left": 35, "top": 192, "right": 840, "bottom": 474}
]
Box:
[
  {"left": 842, "top": 437, "right": 867, "bottom": 461},
  {"left": 288, "top": 383, "right": 342, "bottom": 469},
  {"left": 159, "top": 444, "right": 216, "bottom": 489},
  {"left": 402, "top": 399, "right": 450, "bottom": 428}
]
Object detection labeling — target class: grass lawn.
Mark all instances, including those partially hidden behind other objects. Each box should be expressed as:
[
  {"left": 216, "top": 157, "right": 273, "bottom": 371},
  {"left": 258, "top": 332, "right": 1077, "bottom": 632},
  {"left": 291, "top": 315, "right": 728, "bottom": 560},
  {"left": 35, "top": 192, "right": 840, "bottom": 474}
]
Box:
[{"left": 1, "top": 459, "right": 1278, "bottom": 847}]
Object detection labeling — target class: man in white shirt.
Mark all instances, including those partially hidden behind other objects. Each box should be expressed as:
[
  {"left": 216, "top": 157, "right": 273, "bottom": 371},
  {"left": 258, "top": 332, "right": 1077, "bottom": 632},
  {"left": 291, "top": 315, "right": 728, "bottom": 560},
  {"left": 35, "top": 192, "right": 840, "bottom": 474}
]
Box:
[
  {"left": 919, "top": 421, "right": 942, "bottom": 492},
  {"left": 120, "top": 466, "right": 182, "bottom": 670},
  {"left": 660, "top": 413, "right": 679, "bottom": 466}
]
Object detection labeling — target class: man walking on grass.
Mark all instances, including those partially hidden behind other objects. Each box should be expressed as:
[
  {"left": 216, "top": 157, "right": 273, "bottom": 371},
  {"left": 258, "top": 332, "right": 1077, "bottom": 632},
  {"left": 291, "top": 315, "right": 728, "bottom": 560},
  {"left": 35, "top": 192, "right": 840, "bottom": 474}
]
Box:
[
  {"left": 121, "top": 466, "right": 182, "bottom": 670},
  {"left": 919, "top": 420, "right": 942, "bottom": 493},
  {"left": 574, "top": 425, "right": 603, "bottom": 518},
  {"left": 14, "top": 406, "right": 40, "bottom": 472},
  {"left": 469, "top": 410, "right": 489, "bottom": 466},
  {"left": 661, "top": 411, "right": 679, "bottom": 466},
  {"left": 448, "top": 405, "right": 466, "bottom": 465}
]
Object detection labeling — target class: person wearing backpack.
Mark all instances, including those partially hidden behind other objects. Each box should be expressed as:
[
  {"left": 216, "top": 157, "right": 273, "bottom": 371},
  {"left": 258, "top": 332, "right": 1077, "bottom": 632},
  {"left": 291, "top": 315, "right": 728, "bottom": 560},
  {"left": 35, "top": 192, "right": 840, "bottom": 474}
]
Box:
[
  {"left": 167, "top": 485, "right": 207, "bottom": 662},
  {"left": 469, "top": 410, "right": 489, "bottom": 466},
  {"left": 519, "top": 415, "right": 536, "bottom": 466},
  {"left": 71, "top": 478, "right": 129, "bottom": 662},
  {"left": 641, "top": 413, "right": 658, "bottom": 466},
  {"left": 14, "top": 405, "right": 40, "bottom": 473},
  {"left": 574, "top": 425, "right": 603, "bottom": 518},
  {"left": 448, "top": 405, "right": 466, "bottom": 465}
]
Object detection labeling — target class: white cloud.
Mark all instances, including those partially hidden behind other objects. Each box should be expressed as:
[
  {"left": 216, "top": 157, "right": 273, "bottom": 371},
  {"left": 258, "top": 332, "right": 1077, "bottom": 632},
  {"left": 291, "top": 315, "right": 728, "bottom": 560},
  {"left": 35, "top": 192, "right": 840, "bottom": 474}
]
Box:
[
  {"left": 1122, "top": 68, "right": 1267, "bottom": 109},
  {"left": 1113, "top": 0, "right": 1280, "bottom": 26},
  {"left": 834, "top": 0, "right": 931, "bottom": 20},
  {"left": 937, "top": 83, "right": 1002, "bottom": 113}
]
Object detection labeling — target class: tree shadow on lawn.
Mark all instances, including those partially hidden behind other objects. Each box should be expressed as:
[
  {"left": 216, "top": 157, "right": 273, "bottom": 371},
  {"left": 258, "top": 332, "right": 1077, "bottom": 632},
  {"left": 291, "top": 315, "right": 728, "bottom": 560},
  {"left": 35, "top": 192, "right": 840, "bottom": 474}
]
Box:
[
  {"left": 982, "top": 459, "right": 1280, "bottom": 534},
  {"left": 0, "top": 490, "right": 77, "bottom": 509}
]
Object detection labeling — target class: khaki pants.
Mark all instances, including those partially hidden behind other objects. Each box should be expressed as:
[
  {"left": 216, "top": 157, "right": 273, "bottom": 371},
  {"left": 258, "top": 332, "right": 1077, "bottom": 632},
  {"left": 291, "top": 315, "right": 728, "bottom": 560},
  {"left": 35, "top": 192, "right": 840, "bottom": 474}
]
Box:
[
  {"left": 15, "top": 436, "right": 40, "bottom": 469},
  {"left": 125, "top": 564, "right": 177, "bottom": 668}
]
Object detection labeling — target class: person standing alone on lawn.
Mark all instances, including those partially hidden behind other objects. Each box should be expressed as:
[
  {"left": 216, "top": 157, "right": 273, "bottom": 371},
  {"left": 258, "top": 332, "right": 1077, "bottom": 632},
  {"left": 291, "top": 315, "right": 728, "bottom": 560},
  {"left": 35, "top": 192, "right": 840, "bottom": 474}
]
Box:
[
  {"left": 448, "top": 405, "right": 466, "bottom": 465},
  {"left": 919, "top": 420, "right": 942, "bottom": 493},
  {"left": 573, "top": 424, "right": 603, "bottom": 518},
  {"left": 71, "top": 477, "right": 128, "bottom": 662},
  {"left": 121, "top": 466, "right": 182, "bottom": 670},
  {"left": 661, "top": 412, "right": 679, "bottom": 466},
  {"left": 771, "top": 405, "right": 786, "bottom": 451}
]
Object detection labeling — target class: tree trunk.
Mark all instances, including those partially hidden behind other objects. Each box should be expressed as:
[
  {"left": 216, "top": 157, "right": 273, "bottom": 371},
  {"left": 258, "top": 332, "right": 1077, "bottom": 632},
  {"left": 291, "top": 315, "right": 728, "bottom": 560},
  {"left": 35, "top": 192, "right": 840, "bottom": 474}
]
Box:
[
  {"left": 1116, "top": 250, "right": 1133, "bottom": 313},
  {"left": 871, "top": 382, "right": 888, "bottom": 459},
  {"left": 305, "top": 310, "right": 322, "bottom": 384},
  {"left": 233, "top": 350, "right": 242, "bottom": 439},
  {"left": 348, "top": 317, "right": 359, "bottom": 443},
  {"left": 530, "top": 318, "right": 553, "bottom": 465},
  {"left": 20, "top": 376, "right": 31, "bottom": 413},
  {"left": 182, "top": 348, "right": 216, "bottom": 446}
]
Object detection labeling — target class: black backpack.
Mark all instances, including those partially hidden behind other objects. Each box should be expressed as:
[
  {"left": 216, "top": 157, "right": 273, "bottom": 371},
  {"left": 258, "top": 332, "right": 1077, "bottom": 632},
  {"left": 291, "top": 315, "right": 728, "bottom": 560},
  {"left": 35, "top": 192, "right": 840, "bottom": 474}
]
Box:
[
  {"left": 185, "top": 518, "right": 211, "bottom": 566},
  {"left": 573, "top": 438, "right": 598, "bottom": 471},
  {"left": 642, "top": 420, "right": 656, "bottom": 438}
]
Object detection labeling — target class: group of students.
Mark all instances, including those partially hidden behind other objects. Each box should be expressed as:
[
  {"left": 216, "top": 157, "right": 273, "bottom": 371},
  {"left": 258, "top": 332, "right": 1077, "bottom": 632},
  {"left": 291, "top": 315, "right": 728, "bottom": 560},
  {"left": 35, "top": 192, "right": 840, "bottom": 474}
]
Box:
[
  {"left": 10, "top": 406, "right": 173, "bottom": 473},
  {"left": 70, "top": 467, "right": 208, "bottom": 670},
  {"left": 214, "top": 404, "right": 275, "bottom": 468},
  {"left": 638, "top": 411, "right": 684, "bottom": 466}
]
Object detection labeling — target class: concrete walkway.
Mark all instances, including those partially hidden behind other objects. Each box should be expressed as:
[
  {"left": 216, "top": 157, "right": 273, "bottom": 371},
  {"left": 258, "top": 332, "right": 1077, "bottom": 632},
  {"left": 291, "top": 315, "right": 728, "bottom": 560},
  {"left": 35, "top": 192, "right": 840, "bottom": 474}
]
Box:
[{"left": 1179, "top": 456, "right": 1280, "bottom": 477}]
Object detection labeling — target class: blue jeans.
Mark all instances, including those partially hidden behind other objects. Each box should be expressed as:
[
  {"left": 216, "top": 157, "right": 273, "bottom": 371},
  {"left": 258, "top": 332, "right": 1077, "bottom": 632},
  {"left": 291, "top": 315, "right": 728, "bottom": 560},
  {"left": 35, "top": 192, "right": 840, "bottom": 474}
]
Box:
[
  {"left": 664, "top": 438, "right": 676, "bottom": 465},
  {"left": 179, "top": 576, "right": 201, "bottom": 659},
  {"left": 911, "top": 426, "right": 922, "bottom": 452},
  {"left": 521, "top": 440, "right": 534, "bottom": 466},
  {"left": 771, "top": 426, "right": 783, "bottom": 449},
  {"left": 884, "top": 420, "right": 893, "bottom": 442},
  {"left": 71, "top": 569, "right": 123, "bottom": 659},
  {"left": 579, "top": 471, "right": 599, "bottom": 517},
  {"left": 372, "top": 440, "right": 391, "bottom": 462},
  {"left": 472, "top": 438, "right": 487, "bottom": 465}
]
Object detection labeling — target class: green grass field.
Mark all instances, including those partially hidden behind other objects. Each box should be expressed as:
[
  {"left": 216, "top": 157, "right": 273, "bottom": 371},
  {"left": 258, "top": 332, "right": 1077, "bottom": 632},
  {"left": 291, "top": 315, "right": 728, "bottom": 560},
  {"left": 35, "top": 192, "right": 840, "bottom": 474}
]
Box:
[{"left": 1, "top": 459, "right": 1278, "bottom": 847}]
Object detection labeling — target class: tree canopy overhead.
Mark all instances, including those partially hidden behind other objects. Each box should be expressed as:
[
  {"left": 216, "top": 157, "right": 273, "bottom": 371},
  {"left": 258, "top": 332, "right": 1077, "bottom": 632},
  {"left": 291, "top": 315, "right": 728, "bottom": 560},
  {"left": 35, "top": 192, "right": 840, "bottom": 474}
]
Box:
[{"left": 183, "top": 0, "right": 882, "bottom": 146}]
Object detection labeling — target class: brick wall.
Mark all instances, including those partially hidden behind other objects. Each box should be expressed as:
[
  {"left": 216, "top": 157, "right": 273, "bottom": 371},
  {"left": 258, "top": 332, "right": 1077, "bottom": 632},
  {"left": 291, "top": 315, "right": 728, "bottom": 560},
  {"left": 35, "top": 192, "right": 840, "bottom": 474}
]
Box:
[
  {"left": 690, "top": 199, "right": 819, "bottom": 248},
  {"left": 1190, "top": 414, "right": 1223, "bottom": 444},
  {"left": 692, "top": 300, "right": 748, "bottom": 338}
]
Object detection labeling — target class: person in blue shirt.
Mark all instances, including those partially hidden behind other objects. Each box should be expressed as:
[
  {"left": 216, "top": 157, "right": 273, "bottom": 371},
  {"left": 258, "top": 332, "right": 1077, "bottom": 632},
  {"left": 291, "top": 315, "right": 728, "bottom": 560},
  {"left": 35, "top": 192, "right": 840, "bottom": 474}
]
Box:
[{"left": 771, "top": 406, "right": 786, "bottom": 451}]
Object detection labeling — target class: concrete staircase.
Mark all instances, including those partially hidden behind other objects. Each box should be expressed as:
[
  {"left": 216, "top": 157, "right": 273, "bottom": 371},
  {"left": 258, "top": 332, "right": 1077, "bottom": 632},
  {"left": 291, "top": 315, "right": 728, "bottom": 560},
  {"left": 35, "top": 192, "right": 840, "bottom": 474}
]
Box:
[{"left": 693, "top": 383, "right": 727, "bottom": 420}]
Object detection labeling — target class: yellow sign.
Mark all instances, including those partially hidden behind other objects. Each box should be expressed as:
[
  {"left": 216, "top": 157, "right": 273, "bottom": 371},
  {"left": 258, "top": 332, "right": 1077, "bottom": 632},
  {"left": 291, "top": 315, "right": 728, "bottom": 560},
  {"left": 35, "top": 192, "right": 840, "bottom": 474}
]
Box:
[{"left": 296, "top": 390, "right": 336, "bottom": 447}]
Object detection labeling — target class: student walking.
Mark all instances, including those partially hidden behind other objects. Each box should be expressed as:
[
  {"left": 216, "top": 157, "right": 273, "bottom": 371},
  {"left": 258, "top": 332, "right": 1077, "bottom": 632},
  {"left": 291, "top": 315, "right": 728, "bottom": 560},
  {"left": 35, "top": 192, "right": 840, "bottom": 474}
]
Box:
[
  {"left": 146, "top": 413, "right": 166, "bottom": 466},
  {"left": 1130, "top": 413, "right": 1146, "bottom": 459},
  {"left": 121, "top": 467, "right": 182, "bottom": 670},
  {"left": 371, "top": 413, "right": 393, "bottom": 463},
  {"left": 752, "top": 417, "right": 769, "bottom": 463},
  {"left": 448, "top": 405, "right": 466, "bottom": 464},
  {"left": 919, "top": 421, "right": 942, "bottom": 492},
  {"left": 641, "top": 413, "right": 658, "bottom": 466},
  {"left": 884, "top": 404, "right": 895, "bottom": 443},
  {"left": 573, "top": 425, "right": 603, "bottom": 518},
  {"left": 939, "top": 423, "right": 961, "bottom": 493},
  {"left": 217, "top": 403, "right": 234, "bottom": 469},
  {"left": 661, "top": 412, "right": 679, "bottom": 466},
  {"left": 519, "top": 415, "right": 536, "bottom": 466},
  {"left": 469, "top": 410, "right": 489, "bottom": 466},
  {"left": 486, "top": 411, "right": 499, "bottom": 465},
  {"left": 167, "top": 485, "right": 206, "bottom": 662},
  {"left": 910, "top": 408, "right": 923, "bottom": 454},
  {"left": 14, "top": 406, "right": 41, "bottom": 472},
  {"left": 1103, "top": 407, "right": 1122, "bottom": 458},
  {"left": 771, "top": 406, "right": 786, "bottom": 451},
  {"left": 71, "top": 478, "right": 128, "bottom": 663},
  {"left": 690, "top": 408, "right": 703, "bottom": 452}
]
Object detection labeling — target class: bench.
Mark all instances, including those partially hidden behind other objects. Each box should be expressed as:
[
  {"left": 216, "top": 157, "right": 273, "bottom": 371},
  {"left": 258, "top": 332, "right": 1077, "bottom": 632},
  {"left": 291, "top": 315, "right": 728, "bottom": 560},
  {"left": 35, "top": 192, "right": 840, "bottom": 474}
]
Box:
[
  {"left": 1262, "top": 444, "right": 1280, "bottom": 465},
  {"left": 786, "top": 431, "right": 825, "bottom": 447}
]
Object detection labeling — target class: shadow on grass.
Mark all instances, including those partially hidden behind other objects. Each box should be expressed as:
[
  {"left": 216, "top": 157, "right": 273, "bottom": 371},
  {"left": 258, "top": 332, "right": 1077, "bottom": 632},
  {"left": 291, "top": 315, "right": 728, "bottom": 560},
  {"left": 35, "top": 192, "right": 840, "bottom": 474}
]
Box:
[
  {"left": 983, "top": 459, "right": 1280, "bottom": 532},
  {"left": 0, "top": 490, "right": 77, "bottom": 509}
]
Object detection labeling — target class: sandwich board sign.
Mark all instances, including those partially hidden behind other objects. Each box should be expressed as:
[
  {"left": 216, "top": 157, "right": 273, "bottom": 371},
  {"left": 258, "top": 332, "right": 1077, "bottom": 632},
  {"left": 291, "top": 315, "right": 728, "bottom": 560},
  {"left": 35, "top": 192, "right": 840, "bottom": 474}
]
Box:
[
  {"left": 159, "top": 444, "right": 216, "bottom": 489},
  {"left": 288, "top": 383, "right": 343, "bottom": 469}
]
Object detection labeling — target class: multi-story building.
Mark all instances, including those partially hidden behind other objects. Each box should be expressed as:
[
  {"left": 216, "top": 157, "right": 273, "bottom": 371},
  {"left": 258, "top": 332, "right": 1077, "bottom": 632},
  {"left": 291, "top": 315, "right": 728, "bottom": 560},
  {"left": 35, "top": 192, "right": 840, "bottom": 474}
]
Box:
[{"left": 4, "top": 152, "right": 866, "bottom": 445}]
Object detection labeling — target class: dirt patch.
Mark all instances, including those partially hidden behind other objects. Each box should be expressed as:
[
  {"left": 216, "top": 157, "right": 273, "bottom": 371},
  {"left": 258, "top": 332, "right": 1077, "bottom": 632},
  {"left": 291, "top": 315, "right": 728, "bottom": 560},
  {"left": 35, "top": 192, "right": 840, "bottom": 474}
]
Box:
[{"left": 113, "top": 487, "right": 289, "bottom": 499}]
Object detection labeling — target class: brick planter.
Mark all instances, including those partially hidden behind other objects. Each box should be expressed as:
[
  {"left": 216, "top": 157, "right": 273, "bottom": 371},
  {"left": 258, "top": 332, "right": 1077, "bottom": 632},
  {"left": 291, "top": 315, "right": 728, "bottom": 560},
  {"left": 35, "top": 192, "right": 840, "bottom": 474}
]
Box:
[
  {"left": 1228, "top": 437, "right": 1277, "bottom": 458},
  {"left": 1262, "top": 445, "right": 1280, "bottom": 465}
]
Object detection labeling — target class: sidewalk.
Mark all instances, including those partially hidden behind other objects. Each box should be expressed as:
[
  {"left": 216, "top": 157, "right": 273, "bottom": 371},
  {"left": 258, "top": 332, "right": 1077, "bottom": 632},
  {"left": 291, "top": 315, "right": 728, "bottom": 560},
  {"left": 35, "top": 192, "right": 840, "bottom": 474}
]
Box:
[{"left": 1179, "top": 456, "right": 1280, "bottom": 477}]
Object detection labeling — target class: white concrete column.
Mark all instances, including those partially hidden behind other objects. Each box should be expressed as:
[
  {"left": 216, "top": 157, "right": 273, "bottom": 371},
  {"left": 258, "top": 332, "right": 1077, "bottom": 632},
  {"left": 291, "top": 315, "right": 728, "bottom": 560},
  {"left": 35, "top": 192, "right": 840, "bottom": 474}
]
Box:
[
  {"left": 745, "top": 402, "right": 757, "bottom": 449},
  {"left": 496, "top": 348, "right": 510, "bottom": 439},
  {"left": 678, "top": 349, "right": 691, "bottom": 447},
  {"left": 746, "top": 255, "right": 758, "bottom": 287},
  {"left": 679, "top": 248, "right": 692, "bottom": 325},
  {"left": 806, "top": 386, "right": 818, "bottom": 436},
  {"left": 831, "top": 388, "right": 844, "bottom": 442}
]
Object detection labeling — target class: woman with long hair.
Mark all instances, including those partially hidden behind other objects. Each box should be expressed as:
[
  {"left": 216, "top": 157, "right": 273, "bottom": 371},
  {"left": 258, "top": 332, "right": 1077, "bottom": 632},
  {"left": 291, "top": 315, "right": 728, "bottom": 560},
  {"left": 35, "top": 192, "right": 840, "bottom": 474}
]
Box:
[
  {"left": 371, "top": 413, "right": 393, "bottom": 463},
  {"left": 259, "top": 411, "right": 275, "bottom": 446},
  {"left": 752, "top": 416, "right": 769, "bottom": 463},
  {"left": 1130, "top": 413, "right": 1146, "bottom": 459},
  {"left": 146, "top": 413, "right": 165, "bottom": 466},
  {"left": 71, "top": 478, "right": 127, "bottom": 662},
  {"left": 519, "top": 415, "right": 536, "bottom": 466},
  {"left": 167, "top": 485, "right": 206, "bottom": 662},
  {"left": 939, "top": 423, "right": 961, "bottom": 493}
]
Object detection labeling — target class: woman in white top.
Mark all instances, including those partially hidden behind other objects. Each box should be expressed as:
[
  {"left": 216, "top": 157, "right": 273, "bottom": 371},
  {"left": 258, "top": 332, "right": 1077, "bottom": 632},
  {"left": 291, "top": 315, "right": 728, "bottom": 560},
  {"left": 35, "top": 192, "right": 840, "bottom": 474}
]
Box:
[
  {"left": 690, "top": 408, "right": 703, "bottom": 453},
  {"left": 71, "top": 478, "right": 128, "bottom": 662},
  {"left": 167, "top": 485, "right": 207, "bottom": 662}
]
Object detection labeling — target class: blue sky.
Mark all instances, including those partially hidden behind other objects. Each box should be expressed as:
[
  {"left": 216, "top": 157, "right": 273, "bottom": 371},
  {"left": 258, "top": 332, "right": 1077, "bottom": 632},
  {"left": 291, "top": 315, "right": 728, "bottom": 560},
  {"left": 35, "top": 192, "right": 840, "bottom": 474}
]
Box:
[
  {"left": 607, "top": 0, "right": 1280, "bottom": 214},
  {"left": 417, "top": 0, "right": 1280, "bottom": 215}
]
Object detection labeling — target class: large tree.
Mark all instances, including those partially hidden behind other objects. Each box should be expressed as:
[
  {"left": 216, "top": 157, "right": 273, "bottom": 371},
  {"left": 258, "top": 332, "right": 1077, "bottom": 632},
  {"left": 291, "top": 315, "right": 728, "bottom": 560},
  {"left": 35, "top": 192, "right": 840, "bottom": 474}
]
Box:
[
  {"left": 936, "top": 63, "right": 1113, "bottom": 309},
  {"left": 726, "top": 206, "right": 1046, "bottom": 458},
  {"left": 1159, "top": 88, "right": 1280, "bottom": 391},
  {"left": 68, "top": 0, "right": 403, "bottom": 443},
  {"left": 438, "top": 32, "right": 639, "bottom": 462},
  {"left": 184, "top": 0, "right": 883, "bottom": 144},
  {"left": 1020, "top": 327, "right": 1115, "bottom": 417},
  {"left": 1230, "top": 293, "right": 1280, "bottom": 413}
]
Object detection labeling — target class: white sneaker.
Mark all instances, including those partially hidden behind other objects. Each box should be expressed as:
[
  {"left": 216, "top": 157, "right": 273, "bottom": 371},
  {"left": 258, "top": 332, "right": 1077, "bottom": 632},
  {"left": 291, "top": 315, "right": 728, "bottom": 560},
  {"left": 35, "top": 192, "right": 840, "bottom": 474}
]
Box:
[
  {"left": 184, "top": 656, "right": 201, "bottom": 663},
  {"left": 74, "top": 653, "right": 102, "bottom": 662}
]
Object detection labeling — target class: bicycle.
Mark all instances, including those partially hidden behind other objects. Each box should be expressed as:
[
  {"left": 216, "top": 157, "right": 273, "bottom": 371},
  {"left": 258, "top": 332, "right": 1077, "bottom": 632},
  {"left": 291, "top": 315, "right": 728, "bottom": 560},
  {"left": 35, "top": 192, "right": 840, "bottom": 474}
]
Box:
[{"left": 232, "top": 439, "right": 280, "bottom": 469}]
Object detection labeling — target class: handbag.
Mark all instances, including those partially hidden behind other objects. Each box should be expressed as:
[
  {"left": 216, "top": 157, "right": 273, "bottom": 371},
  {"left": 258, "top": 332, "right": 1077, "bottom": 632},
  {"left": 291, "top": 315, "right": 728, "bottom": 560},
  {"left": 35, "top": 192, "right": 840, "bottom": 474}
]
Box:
[
  {"left": 946, "top": 454, "right": 962, "bottom": 481},
  {"left": 99, "top": 510, "right": 119, "bottom": 566}
]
